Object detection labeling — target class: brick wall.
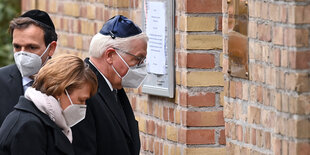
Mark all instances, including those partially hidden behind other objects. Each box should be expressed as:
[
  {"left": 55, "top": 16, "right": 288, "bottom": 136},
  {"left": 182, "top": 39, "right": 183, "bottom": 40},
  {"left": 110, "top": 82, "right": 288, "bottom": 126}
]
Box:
[
  {"left": 223, "top": 0, "right": 310, "bottom": 154},
  {"left": 21, "top": 0, "right": 309, "bottom": 154},
  {"left": 22, "top": 0, "right": 225, "bottom": 154}
]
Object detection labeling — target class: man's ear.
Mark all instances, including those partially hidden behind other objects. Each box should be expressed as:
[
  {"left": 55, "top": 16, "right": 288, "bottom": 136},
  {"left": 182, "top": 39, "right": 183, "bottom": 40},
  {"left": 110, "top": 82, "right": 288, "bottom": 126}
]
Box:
[
  {"left": 104, "top": 48, "right": 117, "bottom": 65},
  {"left": 47, "top": 41, "right": 57, "bottom": 57}
]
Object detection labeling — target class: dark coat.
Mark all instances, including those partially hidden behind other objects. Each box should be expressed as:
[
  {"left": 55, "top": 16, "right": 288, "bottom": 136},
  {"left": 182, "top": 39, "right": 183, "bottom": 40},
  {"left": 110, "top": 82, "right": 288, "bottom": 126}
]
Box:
[
  {"left": 0, "top": 96, "right": 74, "bottom": 155},
  {"left": 72, "top": 58, "right": 140, "bottom": 155},
  {"left": 0, "top": 64, "right": 23, "bottom": 126}
]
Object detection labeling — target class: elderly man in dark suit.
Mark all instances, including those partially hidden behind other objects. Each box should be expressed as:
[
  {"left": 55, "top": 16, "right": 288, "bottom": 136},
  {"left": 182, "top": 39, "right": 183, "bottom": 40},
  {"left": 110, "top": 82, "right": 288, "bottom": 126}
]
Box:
[
  {"left": 0, "top": 9, "right": 57, "bottom": 125},
  {"left": 72, "top": 15, "right": 148, "bottom": 155}
]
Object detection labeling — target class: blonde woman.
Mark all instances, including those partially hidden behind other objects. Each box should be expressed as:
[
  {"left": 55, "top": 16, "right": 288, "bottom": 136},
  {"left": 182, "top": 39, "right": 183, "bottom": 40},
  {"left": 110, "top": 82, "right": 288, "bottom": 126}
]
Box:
[{"left": 0, "top": 54, "right": 98, "bottom": 155}]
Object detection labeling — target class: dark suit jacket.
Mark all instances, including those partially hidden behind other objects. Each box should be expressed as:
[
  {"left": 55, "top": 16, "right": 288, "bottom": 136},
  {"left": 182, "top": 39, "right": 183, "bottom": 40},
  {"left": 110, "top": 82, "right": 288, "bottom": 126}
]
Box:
[
  {"left": 0, "top": 64, "right": 23, "bottom": 126},
  {"left": 0, "top": 96, "right": 74, "bottom": 155},
  {"left": 72, "top": 58, "right": 140, "bottom": 155}
]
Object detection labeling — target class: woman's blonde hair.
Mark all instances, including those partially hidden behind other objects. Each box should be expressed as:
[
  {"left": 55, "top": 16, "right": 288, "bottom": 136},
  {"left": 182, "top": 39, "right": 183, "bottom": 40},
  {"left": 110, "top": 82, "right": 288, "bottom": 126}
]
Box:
[{"left": 33, "top": 54, "right": 98, "bottom": 97}]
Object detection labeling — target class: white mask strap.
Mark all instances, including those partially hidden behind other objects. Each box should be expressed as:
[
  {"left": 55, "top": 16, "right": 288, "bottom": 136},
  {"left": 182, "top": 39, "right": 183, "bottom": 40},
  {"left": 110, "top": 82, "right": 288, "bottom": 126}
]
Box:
[
  {"left": 111, "top": 65, "right": 122, "bottom": 78},
  {"left": 40, "top": 43, "right": 51, "bottom": 58},
  {"left": 64, "top": 89, "right": 73, "bottom": 105},
  {"left": 115, "top": 51, "right": 130, "bottom": 68}
]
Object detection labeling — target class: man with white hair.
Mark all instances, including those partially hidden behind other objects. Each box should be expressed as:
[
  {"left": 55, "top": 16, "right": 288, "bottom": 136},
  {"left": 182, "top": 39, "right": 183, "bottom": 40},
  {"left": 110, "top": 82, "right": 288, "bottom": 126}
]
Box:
[{"left": 72, "top": 15, "right": 148, "bottom": 155}]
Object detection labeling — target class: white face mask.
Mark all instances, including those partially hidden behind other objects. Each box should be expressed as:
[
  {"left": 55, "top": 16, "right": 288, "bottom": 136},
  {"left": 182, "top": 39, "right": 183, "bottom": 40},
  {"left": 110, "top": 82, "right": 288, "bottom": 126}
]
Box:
[
  {"left": 112, "top": 52, "right": 147, "bottom": 88},
  {"left": 63, "top": 89, "right": 87, "bottom": 127},
  {"left": 14, "top": 44, "right": 51, "bottom": 77}
]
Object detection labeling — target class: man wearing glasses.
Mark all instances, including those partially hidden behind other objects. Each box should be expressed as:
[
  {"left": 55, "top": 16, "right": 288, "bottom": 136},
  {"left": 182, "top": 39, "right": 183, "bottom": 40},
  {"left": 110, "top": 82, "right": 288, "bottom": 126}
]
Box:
[{"left": 72, "top": 15, "right": 148, "bottom": 155}]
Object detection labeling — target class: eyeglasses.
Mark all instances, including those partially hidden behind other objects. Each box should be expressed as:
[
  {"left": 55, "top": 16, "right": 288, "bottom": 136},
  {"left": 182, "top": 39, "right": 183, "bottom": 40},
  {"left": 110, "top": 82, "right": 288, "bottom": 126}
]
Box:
[{"left": 114, "top": 47, "right": 146, "bottom": 66}]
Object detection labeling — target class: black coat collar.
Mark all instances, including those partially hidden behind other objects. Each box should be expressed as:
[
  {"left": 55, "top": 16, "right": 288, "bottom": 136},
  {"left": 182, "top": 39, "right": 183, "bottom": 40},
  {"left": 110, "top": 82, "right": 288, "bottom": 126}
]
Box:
[
  {"left": 14, "top": 96, "right": 74, "bottom": 155},
  {"left": 85, "top": 58, "right": 133, "bottom": 141}
]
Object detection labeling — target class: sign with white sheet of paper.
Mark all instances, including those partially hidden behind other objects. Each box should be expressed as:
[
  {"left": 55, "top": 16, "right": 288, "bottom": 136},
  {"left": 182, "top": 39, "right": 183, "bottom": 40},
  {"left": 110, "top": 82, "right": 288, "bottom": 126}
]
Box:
[{"left": 146, "top": 1, "right": 166, "bottom": 75}]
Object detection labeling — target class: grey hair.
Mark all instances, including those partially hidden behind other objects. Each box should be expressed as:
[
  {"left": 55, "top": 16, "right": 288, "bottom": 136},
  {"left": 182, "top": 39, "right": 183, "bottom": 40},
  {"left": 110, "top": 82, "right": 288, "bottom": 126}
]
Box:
[{"left": 89, "top": 33, "right": 148, "bottom": 58}]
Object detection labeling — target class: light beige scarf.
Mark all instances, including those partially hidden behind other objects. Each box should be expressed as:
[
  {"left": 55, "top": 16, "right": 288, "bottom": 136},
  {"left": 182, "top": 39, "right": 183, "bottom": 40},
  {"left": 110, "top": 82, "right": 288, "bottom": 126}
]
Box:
[{"left": 24, "top": 87, "right": 72, "bottom": 143}]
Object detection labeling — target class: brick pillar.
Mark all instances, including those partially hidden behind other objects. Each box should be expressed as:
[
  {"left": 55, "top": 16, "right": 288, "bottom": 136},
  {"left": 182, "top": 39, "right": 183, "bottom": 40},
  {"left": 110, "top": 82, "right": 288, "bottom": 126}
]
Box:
[
  {"left": 175, "top": 0, "right": 226, "bottom": 154},
  {"left": 223, "top": 0, "right": 310, "bottom": 154}
]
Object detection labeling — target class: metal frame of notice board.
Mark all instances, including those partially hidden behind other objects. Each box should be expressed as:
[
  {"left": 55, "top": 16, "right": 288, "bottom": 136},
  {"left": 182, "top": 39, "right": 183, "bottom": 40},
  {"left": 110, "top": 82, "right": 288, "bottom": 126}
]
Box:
[{"left": 141, "top": 0, "right": 175, "bottom": 98}]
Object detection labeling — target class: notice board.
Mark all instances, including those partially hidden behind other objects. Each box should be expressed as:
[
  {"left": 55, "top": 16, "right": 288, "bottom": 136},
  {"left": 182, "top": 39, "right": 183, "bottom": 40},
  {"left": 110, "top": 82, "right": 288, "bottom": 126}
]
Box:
[{"left": 141, "top": 0, "right": 175, "bottom": 98}]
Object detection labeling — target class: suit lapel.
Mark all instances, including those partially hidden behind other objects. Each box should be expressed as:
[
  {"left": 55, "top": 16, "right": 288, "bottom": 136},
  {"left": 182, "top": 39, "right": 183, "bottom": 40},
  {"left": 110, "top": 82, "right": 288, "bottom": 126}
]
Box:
[
  {"left": 85, "top": 59, "right": 133, "bottom": 141},
  {"left": 8, "top": 65, "right": 23, "bottom": 99}
]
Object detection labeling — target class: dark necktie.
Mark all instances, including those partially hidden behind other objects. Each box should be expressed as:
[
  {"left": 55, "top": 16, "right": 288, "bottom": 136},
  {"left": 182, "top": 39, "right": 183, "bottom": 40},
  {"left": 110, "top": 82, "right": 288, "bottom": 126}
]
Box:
[
  {"left": 24, "top": 80, "right": 34, "bottom": 91},
  {"left": 26, "top": 80, "right": 34, "bottom": 87}
]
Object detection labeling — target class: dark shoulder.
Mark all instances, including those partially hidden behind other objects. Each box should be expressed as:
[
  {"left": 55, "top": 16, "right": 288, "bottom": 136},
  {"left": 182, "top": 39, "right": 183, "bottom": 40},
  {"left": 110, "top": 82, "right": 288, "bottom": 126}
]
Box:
[
  {"left": 2, "top": 109, "right": 44, "bottom": 131},
  {"left": 0, "top": 64, "right": 17, "bottom": 81},
  {"left": 0, "top": 109, "right": 46, "bottom": 143},
  {"left": 0, "top": 64, "right": 17, "bottom": 73}
]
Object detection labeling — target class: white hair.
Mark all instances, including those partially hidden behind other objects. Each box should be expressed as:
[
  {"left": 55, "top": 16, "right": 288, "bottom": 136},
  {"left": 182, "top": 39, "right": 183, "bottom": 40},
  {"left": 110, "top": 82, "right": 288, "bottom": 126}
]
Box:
[{"left": 89, "top": 33, "right": 148, "bottom": 58}]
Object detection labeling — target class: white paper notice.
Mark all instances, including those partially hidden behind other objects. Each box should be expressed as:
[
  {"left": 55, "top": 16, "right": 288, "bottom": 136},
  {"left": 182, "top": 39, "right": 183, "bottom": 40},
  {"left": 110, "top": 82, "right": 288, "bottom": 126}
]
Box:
[{"left": 146, "top": 1, "right": 166, "bottom": 75}]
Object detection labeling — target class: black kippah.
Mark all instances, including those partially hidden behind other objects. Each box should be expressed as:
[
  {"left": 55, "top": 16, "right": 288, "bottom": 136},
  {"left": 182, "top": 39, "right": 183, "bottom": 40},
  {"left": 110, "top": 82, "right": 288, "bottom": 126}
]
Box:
[
  {"left": 20, "top": 9, "right": 55, "bottom": 31},
  {"left": 99, "top": 15, "right": 142, "bottom": 39}
]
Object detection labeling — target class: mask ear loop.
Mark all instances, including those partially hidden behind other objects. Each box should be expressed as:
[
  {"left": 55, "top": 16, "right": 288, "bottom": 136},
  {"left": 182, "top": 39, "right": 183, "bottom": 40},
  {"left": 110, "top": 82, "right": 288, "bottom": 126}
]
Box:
[
  {"left": 64, "top": 89, "right": 74, "bottom": 105},
  {"left": 115, "top": 51, "right": 130, "bottom": 68},
  {"left": 40, "top": 43, "right": 52, "bottom": 66},
  {"left": 111, "top": 51, "right": 130, "bottom": 79},
  {"left": 40, "top": 43, "right": 51, "bottom": 58}
]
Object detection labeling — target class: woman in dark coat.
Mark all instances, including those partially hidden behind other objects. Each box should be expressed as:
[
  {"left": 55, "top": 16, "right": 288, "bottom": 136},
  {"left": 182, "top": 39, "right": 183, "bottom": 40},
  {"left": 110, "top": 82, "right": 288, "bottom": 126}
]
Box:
[{"left": 0, "top": 55, "right": 98, "bottom": 155}]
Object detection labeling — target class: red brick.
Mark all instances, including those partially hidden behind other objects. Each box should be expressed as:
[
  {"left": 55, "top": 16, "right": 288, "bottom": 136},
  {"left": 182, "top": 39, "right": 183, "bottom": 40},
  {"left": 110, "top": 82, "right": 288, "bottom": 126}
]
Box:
[
  {"left": 96, "top": 6, "right": 105, "bottom": 20},
  {"left": 248, "top": 106, "right": 261, "bottom": 124},
  {"left": 67, "top": 35, "right": 74, "bottom": 48},
  {"left": 130, "top": 95, "right": 137, "bottom": 111},
  {"left": 256, "top": 130, "right": 263, "bottom": 148},
  {"left": 163, "top": 107, "right": 169, "bottom": 121},
  {"left": 235, "top": 81, "right": 242, "bottom": 99},
  {"left": 183, "top": 111, "right": 225, "bottom": 127},
  {"left": 257, "top": 86, "right": 263, "bottom": 103},
  {"left": 264, "top": 132, "right": 271, "bottom": 149},
  {"left": 219, "top": 129, "right": 226, "bottom": 145},
  {"left": 218, "top": 16, "right": 222, "bottom": 31},
  {"left": 156, "top": 123, "right": 165, "bottom": 139},
  {"left": 187, "top": 92, "right": 216, "bottom": 107},
  {"left": 261, "top": 1, "right": 269, "bottom": 20},
  {"left": 177, "top": 52, "right": 187, "bottom": 68},
  {"left": 273, "top": 26, "right": 284, "bottom": 45},
  {"left": 129, "top": 0, "right": 139, "bottom": 8},
  {"left": 236, "top": 125, "right": 243, "bottom": 141},
  {"left": 245, "top": 127, "right": 251, "bottom": 144},
  {"left": 229, "top": 81, "right": 236, "bottom": 98},
  {"left": 80, "top": 5, "right": 87, "bottom": 18},
  {"left": 179, "top": 128, "right": 215, "bottom": 144},
  {"left": 168, "top": 108, "right": 174, "bottom": 122},
  {"left": 230, "top": 123, "right": 236, "bottom": 140},
  {"left": 274, "top": 138, "right": 281, "bottom": 155},
  {"left": 179, "top": 91, "right": 188, "bottom": 106},
  {"left": 272, "top": 48, "right": 281, "bottom": 67},
  {"left": 225, "top": 122, "right": 230, "bottom": 138},
  {"left": 187, "top": 53, "right": 215, "bottom": 69},
  {"left": 284, "top": 28, "right": 309, "bottom": 47},
  {"left": 154, "top": 141, "right": 160, "bottom": 155},
  {"left": 104, "top": 10, "right": 111, "bottom": 21},
  {"left": 185, "top": 0, "right": 222, "bottom": 13},
  {"left": 140, "top": 135, "right": 147, "bottom": 151},
  {"left": 224, "top": 101, "right": 234, "bottom": 119},
  {"left": 296, "top": 142, "right": 310, "bottom": 155},
  {"left": 146, "top": 120, "right": 155, "bottom": 135},
  {"left": 282, "top": 139, "right": 289, "bottom": 155},
  {"left": 289, "top": 51, "right": 310, "bottom": 69},
  {"left": 258, "top": 23, "right": 271, "bottom": 42},
  {"left": 148, "top": 137, "right": 154, "bottom": 152},
  {"left": 251, "top": 128, "right": 256, "bottom": 145}
]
